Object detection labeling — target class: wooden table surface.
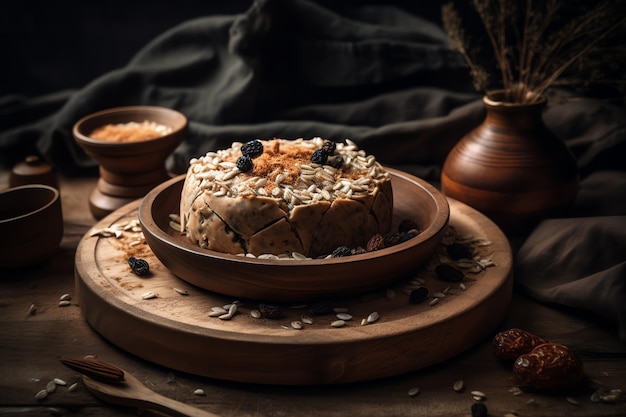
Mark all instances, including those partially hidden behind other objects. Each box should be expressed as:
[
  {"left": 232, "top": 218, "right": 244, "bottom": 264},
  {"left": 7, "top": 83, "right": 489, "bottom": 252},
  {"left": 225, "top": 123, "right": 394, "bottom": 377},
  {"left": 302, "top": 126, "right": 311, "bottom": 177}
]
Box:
[{"left": 1, "top": 171, "right": 625, "bottom": 417}]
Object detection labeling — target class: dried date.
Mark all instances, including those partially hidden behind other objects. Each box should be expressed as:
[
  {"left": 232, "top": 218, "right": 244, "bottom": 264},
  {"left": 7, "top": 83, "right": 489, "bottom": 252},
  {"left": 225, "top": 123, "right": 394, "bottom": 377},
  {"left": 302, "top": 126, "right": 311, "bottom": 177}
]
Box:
[
  {"left": 492, "top": 328, "right": 547, "bottom": 360},
  {"left": 512, "top": 343, "right": 584, "bottom": 390}
]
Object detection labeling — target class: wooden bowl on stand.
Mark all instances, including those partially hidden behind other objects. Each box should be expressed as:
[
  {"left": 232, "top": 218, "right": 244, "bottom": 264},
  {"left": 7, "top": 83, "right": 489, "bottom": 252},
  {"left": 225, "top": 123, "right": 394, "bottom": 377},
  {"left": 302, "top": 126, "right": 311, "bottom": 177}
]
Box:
[{"left": 73, "top": 106, "right": 187, "bottom": 220}]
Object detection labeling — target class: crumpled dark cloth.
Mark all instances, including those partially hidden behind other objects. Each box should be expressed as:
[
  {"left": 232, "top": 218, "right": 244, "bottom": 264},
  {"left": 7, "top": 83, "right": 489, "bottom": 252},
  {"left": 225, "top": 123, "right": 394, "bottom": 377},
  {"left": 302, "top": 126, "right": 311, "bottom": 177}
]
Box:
[{"left": 1, "top": 0, "right": 625, "bottom": 340}]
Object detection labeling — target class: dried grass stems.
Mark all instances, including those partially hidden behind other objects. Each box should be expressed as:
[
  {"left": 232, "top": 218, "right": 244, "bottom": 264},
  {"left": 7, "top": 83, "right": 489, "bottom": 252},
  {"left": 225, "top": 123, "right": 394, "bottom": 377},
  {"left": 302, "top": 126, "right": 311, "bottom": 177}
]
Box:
[{"left": 442, "top": 0, "right": 626, "bottom": 103}]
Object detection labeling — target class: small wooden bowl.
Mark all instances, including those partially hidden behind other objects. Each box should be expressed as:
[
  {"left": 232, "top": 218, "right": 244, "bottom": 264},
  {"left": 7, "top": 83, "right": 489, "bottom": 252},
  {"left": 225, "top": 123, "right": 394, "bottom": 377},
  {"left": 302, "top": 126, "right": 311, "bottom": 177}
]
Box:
[
  {"left": 138, "top": 169, "right": 450, "bottom": 302},
  {"left": 73, "top": 106, "right": 187, "bottom": 219},
  {"left": 0, "top": 185, "right": 63, "bottom": 269}
]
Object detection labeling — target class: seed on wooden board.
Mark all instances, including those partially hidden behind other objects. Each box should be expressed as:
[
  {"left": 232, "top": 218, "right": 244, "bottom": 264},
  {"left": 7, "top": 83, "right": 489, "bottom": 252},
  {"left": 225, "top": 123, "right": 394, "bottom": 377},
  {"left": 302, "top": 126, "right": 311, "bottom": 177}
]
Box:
[
  {"left": 361, "top": 318, "right": 368, "bottom": 326},
  {"left": 141, "top": 292, "right": 157, "bottom": 300},
  {"left": 68, "top": 382, "right": 79, "bottom": 392},
  {"left": 408, "top": 387, "right": 420, "bottom": 397},
  {"left": 429, "top": 298, "right": 439, "bottom": 306},
  {"left": 193, "top": 389, "right": 205, "bottom": 396},
  {"left": 59, "top": 294, "right": 72, "bottom": 302},
  {"left": 409, "top": 287, "right": 429, "bottom": 304},
  {"left": 331, "top": 320, "right": 346, "bottom": 328},
  {"left": 291, "top": 321, "right": 303, "bottom": 330},
  {"left": 471, "top": 390, "right": 486, "bottom": 401},
  {"left": 336, "top": 313, "right": 352, "bottom": 321},
  {"left": 433, "top": 292, "right": 446, "bottom": 298},
  {"left": 459, "top": 283, "right": 467, "bottom": 291},
  {"left": 509, "top": 386, "right": 522, "bottom": 396},
  {"left": 251, "top": 309, "right": 262, "bottom": 319},
  {"left": 58, "top": 300, "right": 71, "bottom": 307},
  {"left": 208, "top": 311, "right": 225, "bottom": 317},
  {"left": 219, "top": 304, "right": 237, "bottom": 320},
  {"left": 367, "top": 312, "right": 380, "bottom": 324},
  {"left": 173, "top": 288, "right": 189, "bottom": 295},
  {"left": 35, "top": 389, "right": 48, "bottom": 400},
  {"left": 46, "top": 380, "right": 57, "bottom": 393},
  {"left": 53, "top": 378, "right": 66, "bottom": 386},
  {"left": 28, "top": 303, "right": 37, "bottom": 315},
  {"left": 301, "top": 315, "right": 313, "bottom": 325},
  {"left": 211, "top": 306, "right": 227, "bottom": 313},
  {"left": 453, "top": 380, "right": 464, "bottom": 392}
]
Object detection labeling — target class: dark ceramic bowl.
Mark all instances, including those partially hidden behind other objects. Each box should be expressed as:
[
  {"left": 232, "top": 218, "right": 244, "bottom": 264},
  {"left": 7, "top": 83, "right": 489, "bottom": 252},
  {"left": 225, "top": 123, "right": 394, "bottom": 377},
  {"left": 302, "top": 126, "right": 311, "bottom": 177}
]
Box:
[{"left": 0, "top": 185, "right": 63, "bottom": 269}]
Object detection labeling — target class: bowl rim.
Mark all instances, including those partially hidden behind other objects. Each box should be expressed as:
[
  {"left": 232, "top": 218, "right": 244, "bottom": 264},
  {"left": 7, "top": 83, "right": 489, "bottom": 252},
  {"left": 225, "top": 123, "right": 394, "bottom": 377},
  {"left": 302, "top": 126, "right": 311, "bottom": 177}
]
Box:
[
  {"left": 0, "top": 184, "right": 60, "bottom": 223},
  {"left": 72, "top": 105, "right": 188, "bottom": 147},
  {"left": 139, "top": 168, "right": 450, "bottom": 267}
]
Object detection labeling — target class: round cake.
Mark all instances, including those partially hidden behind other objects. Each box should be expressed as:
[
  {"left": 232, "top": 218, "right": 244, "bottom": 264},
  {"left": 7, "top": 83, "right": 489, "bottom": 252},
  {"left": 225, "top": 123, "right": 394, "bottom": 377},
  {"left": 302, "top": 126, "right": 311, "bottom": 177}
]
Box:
[{"left": 179, "top": 137, "right": 393, "bottom": 258}]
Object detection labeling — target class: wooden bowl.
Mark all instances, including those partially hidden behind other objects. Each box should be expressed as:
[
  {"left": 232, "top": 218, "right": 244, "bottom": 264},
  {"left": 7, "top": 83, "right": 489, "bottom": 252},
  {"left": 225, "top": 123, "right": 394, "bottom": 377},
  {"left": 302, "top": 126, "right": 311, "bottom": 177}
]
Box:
[
  {"left": 73, "top": 106, "right": 187, "bottom": 219},
  {"left": 0, "top": 185, "right": 63, "bottom": 269},
  {"left": 138, "top": 168, "right": 450, "bottom": 302}
]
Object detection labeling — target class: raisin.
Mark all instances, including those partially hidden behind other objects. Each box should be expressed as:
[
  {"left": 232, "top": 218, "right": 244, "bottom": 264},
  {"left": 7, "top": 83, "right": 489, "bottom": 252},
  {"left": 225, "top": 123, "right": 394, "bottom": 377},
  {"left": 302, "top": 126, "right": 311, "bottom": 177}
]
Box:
[
  {"left": 241, "top": 140, "right": 264, "bottom": 158},
  {"left": 492, "top": 328, "right": 547, "bottom": 360},
  {"left": 398, "top": 219, "right": 420, "bottom": 233},
  {"left": 512, "top": 343, "right": 584, "bottom": 390},
  {"left": 447, "top": 242, "right": 474, "bottom": 260},
  {"left": 409, "top": 287, "right": 429, "bottom": 304},
  {"left": 311, "top": 149, "right": 327, "bottom": 165},
  {"left": 258, "top": 303, "right": 282, "bottom": 319},
  {"left": 366, "top": 234, "right": 385, "bottom": 251},
  {"left": 327, "top": 155, "right": 344, "bottom": 168},
  {"left": 435, "top": 264, "right": 464, "bottom": 282},
  {"left": 236, "top": 155, "right": 254, "bottom": 172},
  {"left": 331, "top": 246, "right": 352, "bottom": 257},
  {"left": 321, "top": 140, "right": 336, "bottom": 154},
  {"left": 128, "top": 257, "right": 149, "bottom": 276},
  {"left": 471, "top": 402, "right": 488, "bottom": 417}
]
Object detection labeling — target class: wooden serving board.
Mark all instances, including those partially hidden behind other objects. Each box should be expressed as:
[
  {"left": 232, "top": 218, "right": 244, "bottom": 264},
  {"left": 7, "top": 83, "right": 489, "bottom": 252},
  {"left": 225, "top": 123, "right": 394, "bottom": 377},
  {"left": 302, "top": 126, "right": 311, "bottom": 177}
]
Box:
[{"left": 75, "top": 198, "right": 512, "bottom": 385}]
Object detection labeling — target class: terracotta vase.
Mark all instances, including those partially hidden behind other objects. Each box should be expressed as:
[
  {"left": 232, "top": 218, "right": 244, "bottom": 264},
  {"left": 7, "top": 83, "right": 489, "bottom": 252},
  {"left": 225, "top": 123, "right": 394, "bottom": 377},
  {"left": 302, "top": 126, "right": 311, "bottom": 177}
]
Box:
[{"left": 441, "top": 91, "right": 579, "bottom": 233}]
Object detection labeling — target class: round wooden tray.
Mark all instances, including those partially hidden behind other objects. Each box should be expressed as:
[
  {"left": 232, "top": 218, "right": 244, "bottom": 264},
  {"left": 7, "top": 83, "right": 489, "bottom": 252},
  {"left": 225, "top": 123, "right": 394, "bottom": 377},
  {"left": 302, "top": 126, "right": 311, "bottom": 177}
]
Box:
[{"left": 75, "top": 197, "right": 512, "bottom": 385}]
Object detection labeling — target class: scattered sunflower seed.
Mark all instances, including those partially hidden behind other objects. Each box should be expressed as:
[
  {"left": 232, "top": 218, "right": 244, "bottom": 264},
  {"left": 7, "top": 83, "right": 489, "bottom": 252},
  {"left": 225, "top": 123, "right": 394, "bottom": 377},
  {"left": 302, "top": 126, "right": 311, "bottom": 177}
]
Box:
[
  {"left": 141, "top": 292, "right": 157, "bottom": 300},
  {"left": 219, "top": 304, "right": 238, "bottom": 320},
  {"left": 35, "top": 389, "right": 48, "bottom": 400},
  {"left": 68, "top": 382, "right": 79, "bottom": 392},
  {"left": 408, "top": 387, "right": 420, "bottom": 397},
  {"left": 526, "top": 398, "right": 538, "bottom": 406},
  {"left": 471, "top": 390, "right": 486, "bottom": 401},
  {"left": 58, "top": 300, "right": 71, "bottom": 307},
  {"left": 366, "top": 312, "right": 380, "bottom": 324},
  {"left": 173, "top": 288, "right": 189, "bottom": 296},
  {"left": 53, "top": 378, "right": 66, "bottom": 386},
  {"left": 331, "top": 320, "right": 346, "bottom": 328},
  {"left": 433, "top": 292, "right": 446, "bottom": 298},
  {"left": 453, "top": 380, "right": 464, "bottom": 392},
  {"left": 193, "top": 389, "right": 205, "bottom": 396},
  {"left": 46, "top": 380, "right": 57, "bottom": 393},
  {"left": 509, "top": 386, "right": 522, "bottom": 396},
  {"left": 28, "top": 303, "right": 37, "bottom": 315},
  {"left": 251, "top": 309, "right": 262, "bottom": 319},
  {"left": 429, "top": 298, "right": 440, "bottom": 306},
  {"left": 291, "top": 321, "right": 303, "bottom": 330},
  {"left": 59, "top": 294, "right": 72, "bottom": 302},
  {"left": 336, "top": 313, "right": 352, "bottom": 321},
  {"left": 301, "top": 315, "right": 313, "bottom": 325}
]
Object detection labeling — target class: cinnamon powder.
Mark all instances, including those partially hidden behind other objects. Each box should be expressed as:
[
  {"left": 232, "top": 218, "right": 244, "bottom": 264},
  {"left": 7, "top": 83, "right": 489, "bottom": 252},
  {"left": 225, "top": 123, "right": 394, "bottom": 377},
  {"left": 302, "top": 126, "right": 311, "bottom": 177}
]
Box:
[{"left": 90, "top": 121, "right": 172, "bottom": 142}]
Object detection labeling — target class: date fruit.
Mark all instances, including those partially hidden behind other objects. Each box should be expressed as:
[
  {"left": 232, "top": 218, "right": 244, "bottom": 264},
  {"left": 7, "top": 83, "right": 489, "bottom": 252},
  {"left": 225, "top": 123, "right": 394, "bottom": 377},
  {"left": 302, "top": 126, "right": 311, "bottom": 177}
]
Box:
[
  {"left": 492, "top": 328, "right": 547, "bottom": 360},
  {"left": 513, "top": 343, "right": 584, "bottom": 390}
]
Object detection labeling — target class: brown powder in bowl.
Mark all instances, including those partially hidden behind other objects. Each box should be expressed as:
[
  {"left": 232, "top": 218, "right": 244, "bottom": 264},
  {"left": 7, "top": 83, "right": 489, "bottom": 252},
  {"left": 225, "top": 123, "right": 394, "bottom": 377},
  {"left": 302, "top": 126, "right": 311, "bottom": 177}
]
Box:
[{"left": 90, "top": 120, "right": 172, "bottom": 142}]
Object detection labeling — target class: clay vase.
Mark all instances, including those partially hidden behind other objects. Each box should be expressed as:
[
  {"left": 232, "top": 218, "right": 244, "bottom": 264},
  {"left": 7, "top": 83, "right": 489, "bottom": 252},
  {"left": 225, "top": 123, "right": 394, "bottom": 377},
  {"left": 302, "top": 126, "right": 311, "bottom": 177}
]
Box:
[{"left": 441, "top": 91, "right": 579, "bottom": 234}]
